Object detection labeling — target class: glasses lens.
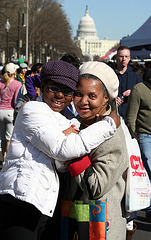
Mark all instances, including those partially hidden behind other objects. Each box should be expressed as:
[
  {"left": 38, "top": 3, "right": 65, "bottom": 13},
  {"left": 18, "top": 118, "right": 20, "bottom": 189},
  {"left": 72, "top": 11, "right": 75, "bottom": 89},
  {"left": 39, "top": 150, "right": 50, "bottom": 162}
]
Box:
[
  {"left": 48, "top": 86, "right": 60, "bottom": 93},
  {"left": 63, "top": 90, "right": 74, "bottom": 96},
  {"left": 48, "top": 85, "right": 74, "bottom": 96}
]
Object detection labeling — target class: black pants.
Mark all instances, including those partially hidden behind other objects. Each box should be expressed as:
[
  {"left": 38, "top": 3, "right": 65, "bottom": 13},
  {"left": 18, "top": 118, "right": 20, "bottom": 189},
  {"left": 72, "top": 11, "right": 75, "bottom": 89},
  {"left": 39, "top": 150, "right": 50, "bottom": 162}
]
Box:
[{"left": 0, "top": 194, "right": 49, "bottom": 240}]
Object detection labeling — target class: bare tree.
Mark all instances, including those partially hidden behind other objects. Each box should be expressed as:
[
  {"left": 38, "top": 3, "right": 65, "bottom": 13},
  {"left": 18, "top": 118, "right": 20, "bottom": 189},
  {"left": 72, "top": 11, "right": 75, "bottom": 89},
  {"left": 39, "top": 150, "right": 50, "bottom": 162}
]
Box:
[{"left": 0, "top": 0, "right": 81, "bottom": 63}]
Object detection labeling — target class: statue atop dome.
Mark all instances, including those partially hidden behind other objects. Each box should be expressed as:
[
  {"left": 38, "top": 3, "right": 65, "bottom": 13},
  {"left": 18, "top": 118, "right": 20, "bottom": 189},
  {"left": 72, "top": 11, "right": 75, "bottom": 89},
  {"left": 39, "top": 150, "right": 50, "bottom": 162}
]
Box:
[{"left": 85, "top": 5, "right": 88, "bottom": 14}]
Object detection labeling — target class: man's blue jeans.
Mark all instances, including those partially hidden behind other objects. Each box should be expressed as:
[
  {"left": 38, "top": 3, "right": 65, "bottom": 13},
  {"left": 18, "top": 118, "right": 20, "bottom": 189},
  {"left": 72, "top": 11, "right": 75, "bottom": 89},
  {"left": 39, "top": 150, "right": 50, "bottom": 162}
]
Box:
[{"left": 137, "top": 133, "right": 151, "bottom": 212}]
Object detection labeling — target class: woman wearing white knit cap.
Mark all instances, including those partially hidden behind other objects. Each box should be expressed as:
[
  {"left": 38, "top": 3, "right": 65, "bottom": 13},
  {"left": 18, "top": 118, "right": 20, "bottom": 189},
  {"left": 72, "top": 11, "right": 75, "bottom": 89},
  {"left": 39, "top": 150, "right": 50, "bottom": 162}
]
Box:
[{"left": 61, "top": 61, "right": 129, "bottom": 240}]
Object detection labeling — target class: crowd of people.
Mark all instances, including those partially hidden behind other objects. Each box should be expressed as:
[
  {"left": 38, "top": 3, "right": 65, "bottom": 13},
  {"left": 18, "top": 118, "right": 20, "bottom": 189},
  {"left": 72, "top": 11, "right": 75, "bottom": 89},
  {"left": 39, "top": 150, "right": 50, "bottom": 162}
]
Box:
[
  {"left": 0, "top": 59, "right": 43, "bottom": 162},
  {"left": 0, "top": 48, "right": 150, "bottom": 240}
]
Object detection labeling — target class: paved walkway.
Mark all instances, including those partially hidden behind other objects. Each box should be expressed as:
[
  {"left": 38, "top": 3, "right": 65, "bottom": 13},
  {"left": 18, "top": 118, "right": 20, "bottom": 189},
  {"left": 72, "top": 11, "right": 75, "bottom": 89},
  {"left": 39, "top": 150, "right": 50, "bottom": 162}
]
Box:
[{"left": 133, "top": 210, "right": 151, "bottom": 240}]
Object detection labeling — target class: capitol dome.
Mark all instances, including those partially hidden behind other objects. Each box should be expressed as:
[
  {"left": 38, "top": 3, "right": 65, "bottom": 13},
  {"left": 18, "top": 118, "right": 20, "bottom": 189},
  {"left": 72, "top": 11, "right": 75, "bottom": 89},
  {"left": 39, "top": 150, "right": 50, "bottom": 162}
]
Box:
[{"left": 76, "top": 6, "right": 99, "bottom": 40}]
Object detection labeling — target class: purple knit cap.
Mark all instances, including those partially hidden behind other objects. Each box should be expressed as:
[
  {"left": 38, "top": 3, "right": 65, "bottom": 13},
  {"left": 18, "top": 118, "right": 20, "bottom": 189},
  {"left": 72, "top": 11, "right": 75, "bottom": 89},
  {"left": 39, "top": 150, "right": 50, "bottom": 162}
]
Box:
[{"left": 40, "top": 60, "right": 79, "bottom": 90}]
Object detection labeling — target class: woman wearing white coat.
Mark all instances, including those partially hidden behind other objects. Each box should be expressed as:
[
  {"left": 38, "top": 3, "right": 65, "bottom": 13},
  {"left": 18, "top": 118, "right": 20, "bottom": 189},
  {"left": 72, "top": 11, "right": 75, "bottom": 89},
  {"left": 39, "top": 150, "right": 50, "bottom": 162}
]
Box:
[{"left": 0, "top": 60, "right": 119, "bottom": 240}]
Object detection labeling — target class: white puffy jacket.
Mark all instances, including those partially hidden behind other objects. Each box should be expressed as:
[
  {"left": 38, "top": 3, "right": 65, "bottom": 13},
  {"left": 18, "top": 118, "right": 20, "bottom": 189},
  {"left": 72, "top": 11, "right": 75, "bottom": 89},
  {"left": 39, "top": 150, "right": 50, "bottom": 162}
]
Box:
[{"left": 0, "top": 97, "right": 116, "bottom": 217}]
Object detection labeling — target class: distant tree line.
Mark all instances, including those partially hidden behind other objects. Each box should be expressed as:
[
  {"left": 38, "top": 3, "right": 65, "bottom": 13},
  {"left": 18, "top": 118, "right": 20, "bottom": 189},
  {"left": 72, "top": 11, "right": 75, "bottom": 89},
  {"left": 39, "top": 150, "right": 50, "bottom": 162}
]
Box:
[{"left": 0, "top": 0, "right": 82, "bottom": 63}]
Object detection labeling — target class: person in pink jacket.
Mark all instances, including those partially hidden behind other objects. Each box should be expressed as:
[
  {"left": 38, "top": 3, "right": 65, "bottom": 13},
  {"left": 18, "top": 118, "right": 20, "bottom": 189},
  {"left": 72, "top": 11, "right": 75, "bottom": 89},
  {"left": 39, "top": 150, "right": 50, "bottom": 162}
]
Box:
[{"left": 0, "top": 63, "right": 22, "bottom": 162}]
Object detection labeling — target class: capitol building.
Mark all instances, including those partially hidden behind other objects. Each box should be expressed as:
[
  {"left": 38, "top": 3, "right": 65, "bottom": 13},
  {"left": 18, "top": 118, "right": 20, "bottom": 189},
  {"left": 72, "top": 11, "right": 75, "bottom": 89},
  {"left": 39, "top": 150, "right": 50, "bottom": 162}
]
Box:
[{"left": 74, "top": 6, "right": 119, "bottom": 60}]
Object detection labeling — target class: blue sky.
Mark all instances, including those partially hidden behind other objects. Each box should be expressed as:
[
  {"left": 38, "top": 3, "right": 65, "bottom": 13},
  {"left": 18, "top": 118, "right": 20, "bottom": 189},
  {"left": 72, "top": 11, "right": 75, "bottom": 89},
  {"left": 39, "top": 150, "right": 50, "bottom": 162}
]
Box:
[{"left": 61, "top": 0, "right": 151, "bottom": 41}]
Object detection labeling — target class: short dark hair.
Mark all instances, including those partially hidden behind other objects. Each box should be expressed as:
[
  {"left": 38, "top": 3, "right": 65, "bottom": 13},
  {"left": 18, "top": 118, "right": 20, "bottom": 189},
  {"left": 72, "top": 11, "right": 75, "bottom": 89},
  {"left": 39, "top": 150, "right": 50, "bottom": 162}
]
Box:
[
  {"left": 31, "top": 63, "right": 44, "bottom": 73},
  {"left": 60, "top": 52, "right": 81, "bottom": 69},
  {"left": 117, "top": 46, "right": 130, "bottom": 53},
  {"left": 79, "top": 73, "right": 109, "bottom": 97}
]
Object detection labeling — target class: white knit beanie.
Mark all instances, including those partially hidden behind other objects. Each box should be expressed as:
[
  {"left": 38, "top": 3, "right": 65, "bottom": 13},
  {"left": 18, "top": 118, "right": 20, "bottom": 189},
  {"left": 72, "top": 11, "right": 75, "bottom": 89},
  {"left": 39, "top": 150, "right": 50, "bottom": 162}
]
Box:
[{"left": 79, "top": 61, "right": 119, "bottom": 100}]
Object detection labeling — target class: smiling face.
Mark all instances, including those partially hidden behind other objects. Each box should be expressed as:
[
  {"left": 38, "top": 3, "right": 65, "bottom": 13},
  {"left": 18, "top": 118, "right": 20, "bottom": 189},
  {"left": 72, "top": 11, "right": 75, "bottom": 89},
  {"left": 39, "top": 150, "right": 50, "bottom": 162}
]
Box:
[
  {"left": 20, "top": 68, "right": 27, "bottom": 75},
  {"left": 42, "top": 80, "right": 73, "bottom": 112},
  {"left": 73, "top": 77, "right": 109, "bottom": 122}
]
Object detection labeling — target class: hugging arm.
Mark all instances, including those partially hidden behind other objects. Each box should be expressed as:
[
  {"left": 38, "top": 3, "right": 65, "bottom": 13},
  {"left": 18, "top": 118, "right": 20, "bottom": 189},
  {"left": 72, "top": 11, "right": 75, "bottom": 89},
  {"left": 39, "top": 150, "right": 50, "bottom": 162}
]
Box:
[
  {"left": 69, "top": 128, "right": 129, "bottom": 199},
  {"left": 19, "top": 102, "right": 116, "bottom": 163}
]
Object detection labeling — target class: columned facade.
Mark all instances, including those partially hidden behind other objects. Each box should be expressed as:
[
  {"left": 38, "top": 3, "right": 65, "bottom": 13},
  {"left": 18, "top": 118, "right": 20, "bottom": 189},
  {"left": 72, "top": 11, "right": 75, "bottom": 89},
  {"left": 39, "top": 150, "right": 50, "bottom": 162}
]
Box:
[{"left": 74, "top": 6, "right": 119, "bottom": 60}]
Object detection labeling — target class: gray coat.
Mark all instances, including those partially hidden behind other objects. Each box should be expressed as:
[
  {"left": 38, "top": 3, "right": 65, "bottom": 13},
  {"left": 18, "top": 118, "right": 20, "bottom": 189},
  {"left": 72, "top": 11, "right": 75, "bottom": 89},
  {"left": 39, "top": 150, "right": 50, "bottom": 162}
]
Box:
[{"left": 66, "top": 123, "right": 129, "bottom": 240}]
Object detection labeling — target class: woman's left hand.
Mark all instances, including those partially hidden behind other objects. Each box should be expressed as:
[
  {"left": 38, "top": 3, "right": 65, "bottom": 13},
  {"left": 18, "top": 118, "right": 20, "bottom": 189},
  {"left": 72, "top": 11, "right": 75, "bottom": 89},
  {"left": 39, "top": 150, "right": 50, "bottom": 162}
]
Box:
[
  {"left": 95, "top": 110, "right": 120, "bottom": 128},
  {"left": 63, "top": 126, "right": 79, "bottom": 136},
  {"left": 108, "top": 110, "right": 120, "bottom": 128}
]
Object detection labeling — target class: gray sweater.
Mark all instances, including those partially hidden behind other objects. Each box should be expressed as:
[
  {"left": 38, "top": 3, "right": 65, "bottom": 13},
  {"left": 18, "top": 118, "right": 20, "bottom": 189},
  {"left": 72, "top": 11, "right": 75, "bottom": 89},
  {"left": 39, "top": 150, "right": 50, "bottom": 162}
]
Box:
[
  {"left": 126, "top": 82, "right": 151, "bottom": 134},
  {"left": 66, "top": 124, "right": 129, "bottom": 240}
]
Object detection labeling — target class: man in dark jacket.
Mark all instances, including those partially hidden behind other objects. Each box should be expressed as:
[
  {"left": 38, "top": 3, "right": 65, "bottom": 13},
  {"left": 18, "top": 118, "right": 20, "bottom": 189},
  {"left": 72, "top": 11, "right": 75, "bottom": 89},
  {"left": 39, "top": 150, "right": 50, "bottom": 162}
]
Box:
[{"left": 115, "top": 46, "right": 142, "bottom": 120}]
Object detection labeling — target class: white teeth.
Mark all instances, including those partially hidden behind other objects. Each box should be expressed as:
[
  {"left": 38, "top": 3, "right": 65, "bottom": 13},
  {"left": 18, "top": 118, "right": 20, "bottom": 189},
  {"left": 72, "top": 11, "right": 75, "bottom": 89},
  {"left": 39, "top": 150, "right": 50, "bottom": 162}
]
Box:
[{"left": 53, "top": 100, "right": 62, "bottom": 104}]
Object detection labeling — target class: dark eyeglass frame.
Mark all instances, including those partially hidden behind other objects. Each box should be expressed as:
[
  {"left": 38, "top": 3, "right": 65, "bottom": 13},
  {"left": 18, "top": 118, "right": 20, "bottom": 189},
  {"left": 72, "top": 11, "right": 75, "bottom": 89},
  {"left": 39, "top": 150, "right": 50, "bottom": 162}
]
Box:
[{"left": 47, "top": 85, "right": 74, "bottom": 96}]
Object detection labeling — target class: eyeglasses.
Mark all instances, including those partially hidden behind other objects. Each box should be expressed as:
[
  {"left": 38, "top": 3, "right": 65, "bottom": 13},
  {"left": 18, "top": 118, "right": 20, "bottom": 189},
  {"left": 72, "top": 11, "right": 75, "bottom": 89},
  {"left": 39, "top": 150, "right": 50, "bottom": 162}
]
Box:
[{"left": 47, "top": 85, "right": 74, "bottom": 96}]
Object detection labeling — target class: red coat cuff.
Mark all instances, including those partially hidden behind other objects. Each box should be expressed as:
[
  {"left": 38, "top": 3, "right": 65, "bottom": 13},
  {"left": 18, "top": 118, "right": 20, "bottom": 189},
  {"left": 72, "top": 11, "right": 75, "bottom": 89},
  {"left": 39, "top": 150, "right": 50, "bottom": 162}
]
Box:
[{"left": 69, "top": 155, "right": 91, "bottom": 177}]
